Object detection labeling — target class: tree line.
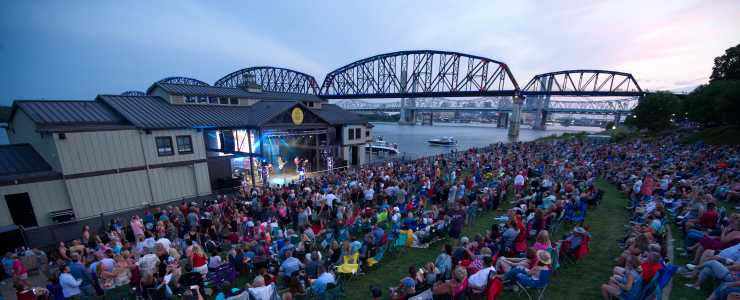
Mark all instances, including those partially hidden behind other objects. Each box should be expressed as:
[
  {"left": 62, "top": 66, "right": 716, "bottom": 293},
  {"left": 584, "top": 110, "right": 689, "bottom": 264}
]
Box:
[{"left": 627, "top": 43, "right": 740, "bottom": 131}]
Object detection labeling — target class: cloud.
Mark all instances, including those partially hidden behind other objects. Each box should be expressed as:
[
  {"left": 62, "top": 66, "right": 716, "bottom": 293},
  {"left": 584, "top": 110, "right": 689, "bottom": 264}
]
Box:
[{"left": 1, "top": 0, "right": 739, "bottom": 103}]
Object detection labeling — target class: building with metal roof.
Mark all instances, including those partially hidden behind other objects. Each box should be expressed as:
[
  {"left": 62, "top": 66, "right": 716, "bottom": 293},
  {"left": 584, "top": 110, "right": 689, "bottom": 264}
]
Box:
[{"left": 0, "top": 73, "right": 370, "bottom": 246}]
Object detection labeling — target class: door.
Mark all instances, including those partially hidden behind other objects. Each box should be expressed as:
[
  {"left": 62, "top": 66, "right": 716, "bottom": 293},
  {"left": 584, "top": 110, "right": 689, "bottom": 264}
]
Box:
[
  {"left": 4, "top": 193, "right": 38, "bottom": 228},
  {"left": 351, "top": 146, "right": 359, "bottom": 165}
]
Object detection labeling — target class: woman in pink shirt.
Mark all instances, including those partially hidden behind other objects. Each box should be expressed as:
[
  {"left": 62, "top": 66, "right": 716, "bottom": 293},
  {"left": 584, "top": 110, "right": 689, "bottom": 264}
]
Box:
[
  {"left": 533, "top": 230, "right": 552, "bottom": 251},
  {"left": 12, "top": 255, "right": 28, "bottom": 287},
  {"left": 130, "top": 216, "right": 144, "bottom": 238}
]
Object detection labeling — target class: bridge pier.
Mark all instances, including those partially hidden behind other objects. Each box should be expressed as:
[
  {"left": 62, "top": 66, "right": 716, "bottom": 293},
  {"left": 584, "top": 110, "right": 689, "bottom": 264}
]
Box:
[
  {"left": 532, "top": 110, "right": 548, "bottom": 130},
  {"left": 496, "top": 112, "right": 509, "bottom": 128},
  {"left": 612, "top": 114, "right": 621, "bottom": 128},
  {"left": 508, "top": 96, "right": 524, "bottom": 138},
  {"left": 398, "top": 98, "right": 416, "bottom": 125},
  {"left": 420, "top": 112, "right": 433, "bottom": 125}
]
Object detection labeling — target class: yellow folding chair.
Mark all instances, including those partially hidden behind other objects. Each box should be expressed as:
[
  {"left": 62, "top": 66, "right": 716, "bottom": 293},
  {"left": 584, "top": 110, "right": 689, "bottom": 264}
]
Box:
[{"left": 335, "top": 252, "right": 360, "bottom": 280}]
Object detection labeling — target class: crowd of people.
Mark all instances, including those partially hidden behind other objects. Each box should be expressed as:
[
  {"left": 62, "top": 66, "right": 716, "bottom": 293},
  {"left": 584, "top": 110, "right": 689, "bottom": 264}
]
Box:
[
  {"left": 1, "top": 133, "right": 737, "bottom": 300},
  {"left": 599, "top": 135, "right": 739, "bottom": 300}
]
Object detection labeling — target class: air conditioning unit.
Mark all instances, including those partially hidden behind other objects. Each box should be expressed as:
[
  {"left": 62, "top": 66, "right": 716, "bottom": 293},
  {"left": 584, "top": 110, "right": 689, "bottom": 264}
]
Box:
[{"left": 49, "top": 209, "right": 75, "bottom": 224}]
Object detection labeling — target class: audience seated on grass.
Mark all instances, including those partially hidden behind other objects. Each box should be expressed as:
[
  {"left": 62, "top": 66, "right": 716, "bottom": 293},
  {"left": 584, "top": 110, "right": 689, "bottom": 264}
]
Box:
[{"left": 9, "top": 133, "right": 737, "bottom": 300}]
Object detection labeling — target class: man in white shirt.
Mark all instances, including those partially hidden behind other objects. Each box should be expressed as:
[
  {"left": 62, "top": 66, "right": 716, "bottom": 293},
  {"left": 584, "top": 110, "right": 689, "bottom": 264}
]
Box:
[
  {"left": 138, "top": 250, "right": 161, "bottom": 277},
  {"left": 633, "top": 179, "right": 643, "bottom": 194},
  {"left": 324, "top": 191, "right": 337, "bottom": 208},
  {"left": 364, "top": 187, "right": 375, "bottom": 202},
  {"left": 468, "top": 256, "right": 495, "bottom": 290}
]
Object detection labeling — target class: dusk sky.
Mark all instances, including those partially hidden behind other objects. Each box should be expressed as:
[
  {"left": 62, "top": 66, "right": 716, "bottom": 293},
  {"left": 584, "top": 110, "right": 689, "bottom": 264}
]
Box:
[{"left": 1, "top": 0, "right": 738, "bottom": 105}]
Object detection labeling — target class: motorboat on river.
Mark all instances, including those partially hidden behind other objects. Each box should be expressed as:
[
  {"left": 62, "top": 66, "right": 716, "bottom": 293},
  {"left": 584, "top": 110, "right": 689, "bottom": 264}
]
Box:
[
  {"left": 365, "top": 136, "right": 400, "bottom": 154},
  {"left": 427, "top": 137, "right": 457, "bottom": 146}
]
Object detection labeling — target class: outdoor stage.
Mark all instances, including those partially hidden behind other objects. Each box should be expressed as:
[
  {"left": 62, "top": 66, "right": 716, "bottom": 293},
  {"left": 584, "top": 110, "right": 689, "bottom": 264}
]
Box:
[{"left": 268, "top": 172, "right": 300, "bottom": 186}]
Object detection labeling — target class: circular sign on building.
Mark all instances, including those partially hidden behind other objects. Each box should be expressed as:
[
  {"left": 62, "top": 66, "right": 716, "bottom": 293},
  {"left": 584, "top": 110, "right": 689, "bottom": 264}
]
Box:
[{"left": 291, "top": 107, "right": 304, "bottom": 125}]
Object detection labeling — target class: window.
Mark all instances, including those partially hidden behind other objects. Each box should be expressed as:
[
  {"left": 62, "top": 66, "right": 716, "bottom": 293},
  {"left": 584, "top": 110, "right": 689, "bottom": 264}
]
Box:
[
  {"left": 366, "top": 130, "right": 370, "bottom": 137},
  {"left": 355, "top": 128, "right": 361, "bottom": 139},
  {"left": 348, "top": 128, "right": 354, "bottom": 140},
  {"left": 176, "top": 135, "right": 193, "bottom": 154},
  {"left": 230, "top": 98, "right": 239, "bottom": 105},
  {"left": 303, "top": 101, "right": 315, "bottom": 108},
  {"left": 197, "top": 96, "right": 208, "bottom": 103},
  {"left": 209, "top": 96, "right": 219, "bottom": 104},
  {"left": 185, "top": 96, "right": 197, "bottom": 103},
  {"left": 219, "top": 97, "right": 229, "bottom": 105},
  {"left": 155, "top": 137, "right": 174, "bottom": 156}
]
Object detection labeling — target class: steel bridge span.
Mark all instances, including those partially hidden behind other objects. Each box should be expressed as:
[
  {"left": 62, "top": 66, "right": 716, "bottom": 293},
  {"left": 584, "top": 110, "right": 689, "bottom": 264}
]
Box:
[{"left": 133, "top": 50, "right": 644, "bottom": 138}]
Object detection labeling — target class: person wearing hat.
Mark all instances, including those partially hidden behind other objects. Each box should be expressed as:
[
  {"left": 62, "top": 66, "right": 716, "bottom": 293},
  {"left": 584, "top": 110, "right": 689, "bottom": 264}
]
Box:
[
  {"left": 565, "top": 226, "right": 589, "bottom": 253},
  {"left": 500, "top": 250, "right": 551, "bottom": 287},
  {"left": 390, "top": 277, "right": 416, "bottom": 300}
]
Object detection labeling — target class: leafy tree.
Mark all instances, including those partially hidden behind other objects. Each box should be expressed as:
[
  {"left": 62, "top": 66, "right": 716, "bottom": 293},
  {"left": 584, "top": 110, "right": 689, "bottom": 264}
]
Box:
[
  {"left": 626, "top": 91, "right": 680, "bottom": 131},
  {"left": 685, "top": 81, "right": 740, "bottom": 126},
  {"left": 711, "top": 43, "right": 740, "bottom": 81}
]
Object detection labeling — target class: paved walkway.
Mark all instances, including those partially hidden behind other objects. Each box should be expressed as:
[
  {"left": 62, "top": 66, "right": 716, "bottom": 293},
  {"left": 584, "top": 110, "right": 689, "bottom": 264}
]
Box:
[{"left": 1, "top": 271, "right": 49, "bottom": 300}]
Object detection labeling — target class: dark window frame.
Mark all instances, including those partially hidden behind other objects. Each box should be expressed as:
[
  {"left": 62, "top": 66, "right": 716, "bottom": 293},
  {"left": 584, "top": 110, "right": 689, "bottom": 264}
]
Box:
[
  {"left": 209, "top": 96, "right": 219, "bottom": 104},
  {"left": 230, "top": 98, "right": 239, "bottom": 105},
  {"left": 348, "top": 128, "right": 354, "bottom": 140},
  {"left": 176, "top": 135, "right": 194, "bottom": 154},
  {"left": 185, "top": 96, "right": 197, "bottom": 103},
  {"left": 219, "top": 97, "right": 229, "bottom": 105},
  {"left": 197, "top": 96, "right": 208, "bottom": 103},
  {"left": 155, "top": 136, "right": 174, "bottom": 156},
  {"left": 355, "top": 128, "right": 361, "bottom": 139}
]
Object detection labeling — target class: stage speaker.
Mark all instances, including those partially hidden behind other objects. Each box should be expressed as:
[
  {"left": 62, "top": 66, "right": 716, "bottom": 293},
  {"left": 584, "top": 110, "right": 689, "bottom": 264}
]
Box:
[{"left": 220, "top": 130, "right": 235, "bottom": 153}]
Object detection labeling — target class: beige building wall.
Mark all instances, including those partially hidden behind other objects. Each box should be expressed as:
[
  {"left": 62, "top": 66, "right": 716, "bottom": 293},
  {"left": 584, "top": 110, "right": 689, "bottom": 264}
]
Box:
[
  {"left": 64, "top": 170, "right": 153, "bottom": 219},
  {"left": 8, "top": 110, "right": 62, "bottom": 171},
  {"left": 0, "top": 180, "right": 72, "bottom": 227},
  {"left": 60, "top": 129, "right": 211, "bottom": 218},
  {"left": 342, "top": 125, "right": 368, "bottom": 145},
  {"left": 141, "top": 129, "right": 207, "bottom": 164},
  {"left": 54, "top": 129, "right": 145, "bottom": 174}
]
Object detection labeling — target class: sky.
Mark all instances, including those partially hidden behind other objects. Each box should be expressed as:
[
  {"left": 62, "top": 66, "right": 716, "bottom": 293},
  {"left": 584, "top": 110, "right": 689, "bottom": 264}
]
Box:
[{"left": 1, "top": 0, "right": 738, "bottom": 105}]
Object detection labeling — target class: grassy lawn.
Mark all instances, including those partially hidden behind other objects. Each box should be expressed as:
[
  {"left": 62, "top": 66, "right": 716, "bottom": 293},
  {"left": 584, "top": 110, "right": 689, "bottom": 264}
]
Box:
[
  {"left": 667, "top": 198, "right": 737, "bottom": 300},
  {"left": 343, "top": 179, "right": 632, "bottom": 299},
  {"left": 682, "top": 126, "right": 740, "bottom": 145},
  {"left": 668, "top": 222, "right": 710, "bottom": 300}
]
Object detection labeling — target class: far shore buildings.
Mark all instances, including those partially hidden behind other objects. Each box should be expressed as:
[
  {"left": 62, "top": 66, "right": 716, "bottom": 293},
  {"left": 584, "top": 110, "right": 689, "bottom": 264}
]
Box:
[{"left": 0, "top": 72, "right": 371, "bottom": 248}]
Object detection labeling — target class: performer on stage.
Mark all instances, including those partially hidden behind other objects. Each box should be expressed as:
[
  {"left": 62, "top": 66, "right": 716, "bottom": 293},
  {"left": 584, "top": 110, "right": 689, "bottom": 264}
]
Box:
[
  {"left": 298, "top": 165, "right": 305, "bottom": 181},
  {"left": 261, "top": 163, "right": 269, "bottom": 186}
]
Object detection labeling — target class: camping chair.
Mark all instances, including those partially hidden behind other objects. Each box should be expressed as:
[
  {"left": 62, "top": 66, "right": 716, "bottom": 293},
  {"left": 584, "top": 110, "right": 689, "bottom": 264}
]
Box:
[
  {"left": 247, "top": 283, "right": 281, "bottom": 300},
  {"left": 547, "top": 245, "right": 560, "bottom": 273},
  {"left": 322, "top": 281, "right": 344, "bottom": 300},
  {"left": 548, "top": 209, "right": 566, "bottom": 235},
  {"left": 408, "top": 288, "right": 433, "bottom": 300},
  {"left": 103, "top": 285, "right": 135, "bottom": 300},
  {"left": 514, "top": 269, "right": 552, "bottom": 300},
  {"left": 565, "top": 202, "right": 587, "bottom": 225},
  {"left": 559, "top": 235, "right": 590, "bottom": 265},
  {"left": 225, "top": 290, "right": 249, "bottom": 300},
  {"left": 335, "top": 252, "right": 361, "bottom": 280},
  {"left": 638, "top": 263, "right": 678, "bottom": 300},
  {"left": 465, "top": 267, "right": 498, "bottom": 299},
  {"left": 366, "top": 244, "right": 388, "bottom": 269},
  {"left": 390, "top": 232, "right": 409, "bottom": 256},
  {"left": 143, "top": 284, "right": 169, "bottom": 300}
]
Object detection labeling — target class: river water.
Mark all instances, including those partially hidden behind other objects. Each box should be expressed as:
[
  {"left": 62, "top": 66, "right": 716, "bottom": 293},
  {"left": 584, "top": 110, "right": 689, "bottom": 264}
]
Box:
[{"left": 369, "top": 122, "right": 599, "bottom": 159}]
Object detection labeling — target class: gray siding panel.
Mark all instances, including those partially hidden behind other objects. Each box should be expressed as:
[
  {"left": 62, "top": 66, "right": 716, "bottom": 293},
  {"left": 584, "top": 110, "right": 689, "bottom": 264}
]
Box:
[{"left": 0, "top": 180, "right": 72, "bottom": 227}]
